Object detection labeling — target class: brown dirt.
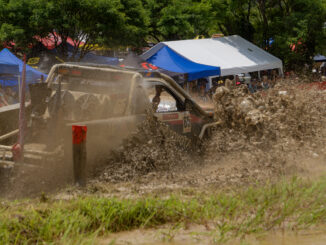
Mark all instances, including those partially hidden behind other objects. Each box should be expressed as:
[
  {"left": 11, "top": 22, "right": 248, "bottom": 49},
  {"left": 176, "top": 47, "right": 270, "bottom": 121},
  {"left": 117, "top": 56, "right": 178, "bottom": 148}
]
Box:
[{"left": 98, "top": 224, "right": 326, "bottom": 245}]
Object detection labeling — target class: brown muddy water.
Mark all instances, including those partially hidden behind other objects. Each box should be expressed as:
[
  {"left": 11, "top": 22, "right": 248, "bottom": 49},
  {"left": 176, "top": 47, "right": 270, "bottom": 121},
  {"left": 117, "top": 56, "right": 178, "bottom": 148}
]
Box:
[{"left": 101, "top": 225, "right": 326, "bottom": 245}]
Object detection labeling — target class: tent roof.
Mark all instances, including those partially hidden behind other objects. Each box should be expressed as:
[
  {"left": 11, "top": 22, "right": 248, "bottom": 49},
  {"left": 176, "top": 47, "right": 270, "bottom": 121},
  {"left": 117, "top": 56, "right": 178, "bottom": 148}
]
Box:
[
  {"left": 142, "top": 35, "right": 283, "bottom": 77},
  {"left": 120, "top": 52, "right": 185, "bottom": 80},
  {"left": 80, "top": 52, "right": 119, "bottom": 65},
  {"left": 143, "top": 46, "right": 220, "bottom": 80},
  {"left": 314, "top": 54, "right": 326, "bottom": 62},
  {"left": 0, "top": 48, "right": 47, "bottom": 82},
  {"left": 0, "top": 49, "right": 19, "bottom": 75}
]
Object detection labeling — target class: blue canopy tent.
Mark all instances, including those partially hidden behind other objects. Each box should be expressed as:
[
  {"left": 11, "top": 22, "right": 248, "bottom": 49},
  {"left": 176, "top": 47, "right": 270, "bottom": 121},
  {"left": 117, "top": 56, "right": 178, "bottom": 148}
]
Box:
[
  {"left": 81, "top": 52, "right": 119, "bottom": 65},
  {"left": 144, "top": 45, "right": 220, "bottom": 81},
  {"left": 0, "top": 52, "right": 19, "bottom": 75},
  {"left": 314, "top": 54, "right": 326, "bottom": 62},
  {"left": 0, "top": 48, "right": 47, "bottom": 89},
  {"left": 120, "top": 52, "right": 182, "bottom": 81},
  {"left": 53, "top": 49, "right": 119, "bottom": 65}
]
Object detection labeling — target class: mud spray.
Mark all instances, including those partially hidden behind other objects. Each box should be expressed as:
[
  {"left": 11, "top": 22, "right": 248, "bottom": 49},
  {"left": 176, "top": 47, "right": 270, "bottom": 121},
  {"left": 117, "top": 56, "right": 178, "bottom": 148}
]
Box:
[
  {"left": 93, "top": 78, "right": 326, "bottom": 191},
  {"left": 1, "top": 78, "right": 326, "bottom": 198}
]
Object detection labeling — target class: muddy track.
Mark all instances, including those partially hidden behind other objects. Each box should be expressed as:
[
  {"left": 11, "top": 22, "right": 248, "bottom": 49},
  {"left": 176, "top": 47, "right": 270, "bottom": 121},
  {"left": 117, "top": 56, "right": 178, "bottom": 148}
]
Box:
[
  {"left": 81, "top": 79, "right": 326, "bottom": 197},
  {"left": 2, "top": 79, "right": 326, "bottom": 199}
]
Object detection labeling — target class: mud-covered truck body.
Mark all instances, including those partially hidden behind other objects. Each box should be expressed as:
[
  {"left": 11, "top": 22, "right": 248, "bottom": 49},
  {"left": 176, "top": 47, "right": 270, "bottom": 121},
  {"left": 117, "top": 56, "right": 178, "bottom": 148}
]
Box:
[{"left": 0, "top": 63, "right": 214, "bottom": 181}]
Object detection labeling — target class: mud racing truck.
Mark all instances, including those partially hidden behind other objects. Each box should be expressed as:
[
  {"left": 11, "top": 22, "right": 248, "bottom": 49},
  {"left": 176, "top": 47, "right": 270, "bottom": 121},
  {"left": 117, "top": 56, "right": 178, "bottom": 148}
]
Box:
[{"left": 0, "top": 64, "right": 215, "bottom": 185}]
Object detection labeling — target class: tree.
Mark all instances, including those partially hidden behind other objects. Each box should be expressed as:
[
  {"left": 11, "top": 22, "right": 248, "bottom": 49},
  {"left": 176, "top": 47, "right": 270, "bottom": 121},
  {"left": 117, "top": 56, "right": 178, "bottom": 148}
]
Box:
[
  {"left": 0, "top": 0, "right": 39, "bottom": 52},
  {"left": 142, "top": 0, "right": 173, "bottom": 42},
  {"left": 33, "top": 0, "right": 127, "bottom": 60},
  {"left": 118, "top": 0, "right": 149, "bottom": 48},
  {"left": 143, "top": 0, "right": 212, "bottom": 42},
  {"left": 0, "top": 0, "right": 149, "bottom": 60},
  {"left": 263, "top": 0, "right": 326, "bottom": 69},
  {"left": 208, "top": 0, "right": 256, "bottom": 42},
  {"left": 0, "top": 0, "right": 325, "bottom": 69}
]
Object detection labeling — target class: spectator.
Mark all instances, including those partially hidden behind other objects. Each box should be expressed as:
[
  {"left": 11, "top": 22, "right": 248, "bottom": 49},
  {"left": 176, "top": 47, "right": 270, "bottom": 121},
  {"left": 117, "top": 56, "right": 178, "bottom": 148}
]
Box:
[
  {"left": 152, "top": 85, "right": 163, "bottom": 111},
  {"left": 235, "top": 75, "right": 241, "bottom": 86},
  {"left": 5, "top": 87, "right": 18, "bottom": 104},
  {"left": 247, "top": 80, "right": 255, "bottom": 93},
  {"left": 271, "top": 69, "right": 277, "bottom": 83},
  {"left": 262, "top": 75, "right": 269, "bottom": 90},
  {"left": 0, "top": 86, "right": 9, "bottom": 107},
  {"left": 198, "top": 79, "right": 210, "bottom": 102},
  {"left": 251, "top": 79, "right": 258, "bottom": 92},
  {"left": 187, "top": 80, "right": 196, "bottom": 96},
  {"left": 256, "top": 78, "right": 263, "bottom": 90},
  {"left": 217, "top": 78, "right": 224, "bottom": 87}
]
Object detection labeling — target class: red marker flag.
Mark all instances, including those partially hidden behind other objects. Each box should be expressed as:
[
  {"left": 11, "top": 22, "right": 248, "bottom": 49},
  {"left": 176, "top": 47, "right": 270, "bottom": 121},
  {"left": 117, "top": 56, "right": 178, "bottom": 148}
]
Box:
[{"left": 72, "top": 125, "right": 87, "bottom": 145}]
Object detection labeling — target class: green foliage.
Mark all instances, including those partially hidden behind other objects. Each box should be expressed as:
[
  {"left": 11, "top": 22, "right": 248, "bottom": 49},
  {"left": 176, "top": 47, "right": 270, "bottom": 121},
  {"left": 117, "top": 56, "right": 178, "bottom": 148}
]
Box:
[
  {"left": 0, "top": 0, "right": 149, "bottom": 60},
  {"left": 259, "top": 0, "right": 326, "bottom": 69},
  {"left": 1, "top": 177, "right": 326, "bottom": 243},
  {"left": 0, "top": 0, "right": 36, "bottom": 51},
  {"left": 0, "top": 0, "right": 325, "bottom": 67},
  {"left": 143, "top": 0, "right": 213, "bottom": 41}
]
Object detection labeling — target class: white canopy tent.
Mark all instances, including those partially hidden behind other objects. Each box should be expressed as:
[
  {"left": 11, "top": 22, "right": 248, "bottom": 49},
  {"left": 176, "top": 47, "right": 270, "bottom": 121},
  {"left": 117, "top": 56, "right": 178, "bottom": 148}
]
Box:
[{"left": 141, "top": 35, "right": 283, "bottom": 78}]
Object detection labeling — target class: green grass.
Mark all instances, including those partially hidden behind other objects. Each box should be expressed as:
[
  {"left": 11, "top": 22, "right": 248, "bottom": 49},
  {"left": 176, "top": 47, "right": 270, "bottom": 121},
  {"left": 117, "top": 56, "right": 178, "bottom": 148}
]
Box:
[{"left": 1, "top": 177, "right": 326, "bottom": 244}]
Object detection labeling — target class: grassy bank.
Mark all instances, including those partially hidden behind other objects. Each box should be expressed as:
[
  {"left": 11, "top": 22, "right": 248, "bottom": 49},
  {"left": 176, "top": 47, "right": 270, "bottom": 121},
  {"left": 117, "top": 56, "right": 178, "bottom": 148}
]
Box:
[{"left": 1, "top": 177, "right": 326, "bottom": 244}]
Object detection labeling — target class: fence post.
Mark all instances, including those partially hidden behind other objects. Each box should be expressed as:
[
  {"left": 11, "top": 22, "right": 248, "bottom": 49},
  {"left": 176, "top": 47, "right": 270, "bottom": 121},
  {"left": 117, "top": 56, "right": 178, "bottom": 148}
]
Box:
[{"left": 72, "top": 125, "right": 87, "bottom": 187}]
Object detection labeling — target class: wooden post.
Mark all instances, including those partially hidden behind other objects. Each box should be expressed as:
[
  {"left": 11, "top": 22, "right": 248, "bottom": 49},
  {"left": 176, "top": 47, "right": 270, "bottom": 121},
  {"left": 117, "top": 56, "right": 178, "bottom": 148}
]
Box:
[{"left": 72, "top": 125, "right": 87, "bottom": 186}]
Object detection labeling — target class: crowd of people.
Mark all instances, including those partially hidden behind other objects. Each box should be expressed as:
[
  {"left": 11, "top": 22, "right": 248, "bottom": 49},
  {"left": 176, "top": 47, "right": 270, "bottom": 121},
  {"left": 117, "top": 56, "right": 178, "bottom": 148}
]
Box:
[
  {"left": 180, "top": 69, "right": 281, "bottom": 102},
  {"left": 0, "top": 86, "right": 18, "bottom": 107}
]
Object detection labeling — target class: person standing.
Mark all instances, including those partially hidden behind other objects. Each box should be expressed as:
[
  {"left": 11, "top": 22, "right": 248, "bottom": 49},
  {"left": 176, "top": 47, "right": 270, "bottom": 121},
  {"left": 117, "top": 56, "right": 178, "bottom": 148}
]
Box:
[
  {"left": 0, "top": 86, "right": 9, "bottom": 107},
  {"left": 152, "top": 85, "right": 163, "bottom": 111},
  {"left": 5, "top": 87, "right": 17, "bottom": 104},
  {"left": 262, "top": 75, "right": 269, "bottom": 90}
]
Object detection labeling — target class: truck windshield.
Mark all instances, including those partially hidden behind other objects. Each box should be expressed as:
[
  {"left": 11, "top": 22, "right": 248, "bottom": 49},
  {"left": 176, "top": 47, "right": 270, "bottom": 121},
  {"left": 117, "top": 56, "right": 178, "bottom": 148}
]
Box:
[
  {"left": 143, "top": 81, "right": 185, "bottom": 113},
  {"left": 48, "top": 71, "right": 133, "bottom": 121}
]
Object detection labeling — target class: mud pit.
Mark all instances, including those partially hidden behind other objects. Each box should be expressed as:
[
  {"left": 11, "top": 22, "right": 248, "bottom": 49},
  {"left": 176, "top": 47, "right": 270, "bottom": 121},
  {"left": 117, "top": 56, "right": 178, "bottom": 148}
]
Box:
[{"left": 2, "top": 79, "right": 326, "bottom": 199}]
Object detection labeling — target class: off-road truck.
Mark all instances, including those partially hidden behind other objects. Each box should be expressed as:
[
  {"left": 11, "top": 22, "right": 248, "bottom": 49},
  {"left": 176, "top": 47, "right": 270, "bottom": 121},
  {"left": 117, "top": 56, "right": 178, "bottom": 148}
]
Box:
[{"left": 0, "top": 63, "right": 216, "bottom": 183}]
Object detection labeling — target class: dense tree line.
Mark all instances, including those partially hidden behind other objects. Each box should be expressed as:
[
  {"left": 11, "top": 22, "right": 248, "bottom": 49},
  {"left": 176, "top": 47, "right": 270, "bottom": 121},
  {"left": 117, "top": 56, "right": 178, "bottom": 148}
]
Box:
[{"left": 0, "top": 0, "right": 325, "bottom": 68}]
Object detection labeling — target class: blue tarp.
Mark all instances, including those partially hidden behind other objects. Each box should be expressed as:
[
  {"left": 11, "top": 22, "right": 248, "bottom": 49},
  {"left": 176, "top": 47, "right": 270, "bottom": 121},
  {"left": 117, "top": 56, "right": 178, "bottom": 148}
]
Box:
[
  {"left": 314, "top": 54, "right": 326, "bottom": 62},
  {"left": 0, "top": 48, "right": 47, "bottom": 89},
  {"left": 0, "top": 48, "right": 47, "bottom": 81},
  {"left": 53, "top": 48, "right": 119, "bottom": 65},
  {"left": 81, "top": 52, "right": 119, "bottom": 65},
  {"left": 146, "top": 45, "right": 220, "bottom": 81},
  {"left": 0, "top": 51, "right": 19, "bottom": 75}
]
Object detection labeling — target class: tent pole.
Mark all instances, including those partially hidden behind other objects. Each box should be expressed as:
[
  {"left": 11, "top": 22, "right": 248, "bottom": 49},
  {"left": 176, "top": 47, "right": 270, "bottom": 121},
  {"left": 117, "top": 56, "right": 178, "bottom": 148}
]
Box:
[
  {"left": 208, "top": 77, "right": 212, "bottom": 89},
  {"left": 279, "top": 68, "right": 283, "bottom": 77},
  {"left": 258, "top": 71, "right": 261, "bottom": 80},
  {"left": 18, "top": 75, "right": 21, "bottom": 102},
  {"left": 18, "top": 54, "right": 27, "bottom": 161}
]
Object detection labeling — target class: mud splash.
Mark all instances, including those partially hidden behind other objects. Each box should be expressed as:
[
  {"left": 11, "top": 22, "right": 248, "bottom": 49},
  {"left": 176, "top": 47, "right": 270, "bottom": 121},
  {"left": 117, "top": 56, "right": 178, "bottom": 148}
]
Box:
[
  {"left": 93, "top": 79, "right": 326, "bottom": 190},
  {"left": 95, "top": 112, "right": 194, "bottom": 183},
  {"left": 203, "top": 79, "right": 326, "bottom": 185},
  {"left": 2, "top": 79, "right": 326, "bottom": 198}
]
